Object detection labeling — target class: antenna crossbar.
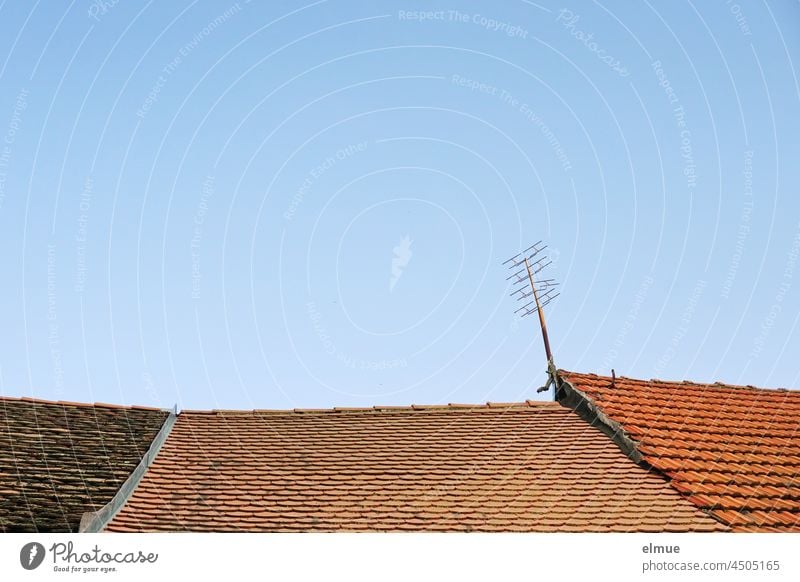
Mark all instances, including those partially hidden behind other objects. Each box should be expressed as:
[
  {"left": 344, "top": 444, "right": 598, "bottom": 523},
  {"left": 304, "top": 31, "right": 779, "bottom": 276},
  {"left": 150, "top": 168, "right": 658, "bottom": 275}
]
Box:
[{"left": 503, "top": 242, "right": 560, "bottom": 371}]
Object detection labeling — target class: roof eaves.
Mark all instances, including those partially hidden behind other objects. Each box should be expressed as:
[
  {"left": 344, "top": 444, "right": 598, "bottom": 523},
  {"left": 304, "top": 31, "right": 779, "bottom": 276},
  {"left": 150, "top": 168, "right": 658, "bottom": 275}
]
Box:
[{"left": 78, "top": 405, "right": 178, "bottom": 533}]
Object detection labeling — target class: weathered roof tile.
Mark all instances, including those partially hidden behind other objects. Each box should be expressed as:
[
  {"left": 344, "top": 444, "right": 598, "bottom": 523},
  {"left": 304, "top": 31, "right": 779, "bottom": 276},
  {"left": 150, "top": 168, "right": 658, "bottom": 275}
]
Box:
[{"left": 0, "top": 396, "right": 169, "bottom": 532}]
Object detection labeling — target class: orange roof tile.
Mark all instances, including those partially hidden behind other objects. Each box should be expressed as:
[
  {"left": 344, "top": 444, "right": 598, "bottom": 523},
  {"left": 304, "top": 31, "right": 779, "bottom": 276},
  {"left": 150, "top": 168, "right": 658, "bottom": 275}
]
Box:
[
  {"left": 0, "top": 396, "right": 169, "bottom": 532},
  {"left": 559, "top": 370, "right": 800, "bottom": 532},
  {"left": 106, "top": 402, "right": 724, "bottom": 532}
]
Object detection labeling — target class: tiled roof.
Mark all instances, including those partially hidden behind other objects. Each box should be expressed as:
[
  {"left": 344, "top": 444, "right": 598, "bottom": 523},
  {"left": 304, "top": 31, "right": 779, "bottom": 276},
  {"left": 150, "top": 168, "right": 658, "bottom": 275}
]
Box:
[
  {"left": 559, "top": 371, "right": 800, "bottom": 532},
  {"left": 106, "top": 402, "right": 723, "bottom": 532},
  {"left": 0, "top": 396, "right": 170, "bottom": 532}
]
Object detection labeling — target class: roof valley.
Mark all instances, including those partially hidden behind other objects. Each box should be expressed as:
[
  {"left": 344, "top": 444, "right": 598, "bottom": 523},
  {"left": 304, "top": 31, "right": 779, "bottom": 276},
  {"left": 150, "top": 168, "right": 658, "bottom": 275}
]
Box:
[{"left": 79, "top": 406, "right": 178, "bottom": 533}]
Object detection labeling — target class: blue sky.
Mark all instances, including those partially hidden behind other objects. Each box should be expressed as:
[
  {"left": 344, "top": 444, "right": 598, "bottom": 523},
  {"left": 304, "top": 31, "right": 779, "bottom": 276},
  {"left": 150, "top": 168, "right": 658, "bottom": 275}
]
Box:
[{"left": 0, "top": 1, "right": 798, "bottom": 410}]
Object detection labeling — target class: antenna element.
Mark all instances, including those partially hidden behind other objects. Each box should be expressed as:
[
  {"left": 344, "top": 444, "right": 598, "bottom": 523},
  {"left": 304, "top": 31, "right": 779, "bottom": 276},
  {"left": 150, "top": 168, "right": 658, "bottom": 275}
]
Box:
[{"left": 503, "top": 242, "right": 560, "bottom": 396}]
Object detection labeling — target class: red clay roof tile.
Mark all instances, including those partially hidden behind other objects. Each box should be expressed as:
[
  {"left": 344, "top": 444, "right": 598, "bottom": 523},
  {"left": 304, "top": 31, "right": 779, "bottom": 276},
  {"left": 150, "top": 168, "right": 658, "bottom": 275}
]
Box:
[
  {"left": 560, "top": 370, "right": 800, "bottom": 532},
  {"left": 106, "top": 403, "right": 724, "bottom": 532}
]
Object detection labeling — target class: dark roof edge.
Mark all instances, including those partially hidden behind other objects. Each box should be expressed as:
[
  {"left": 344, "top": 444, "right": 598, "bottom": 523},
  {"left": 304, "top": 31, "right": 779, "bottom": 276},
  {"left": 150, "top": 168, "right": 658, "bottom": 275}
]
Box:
[
  {"left": 78, "top": 405, "right": 178, "bottom": 533},
  {"left": 554, "top": 372, "right": 644, "bottom": 465}
]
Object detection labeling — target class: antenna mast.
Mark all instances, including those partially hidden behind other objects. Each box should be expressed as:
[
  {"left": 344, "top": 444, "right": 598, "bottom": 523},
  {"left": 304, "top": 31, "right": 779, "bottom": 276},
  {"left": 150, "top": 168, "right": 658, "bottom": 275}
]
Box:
[{"left": 503, "top": 242, "right": 560, "bottom": 396}]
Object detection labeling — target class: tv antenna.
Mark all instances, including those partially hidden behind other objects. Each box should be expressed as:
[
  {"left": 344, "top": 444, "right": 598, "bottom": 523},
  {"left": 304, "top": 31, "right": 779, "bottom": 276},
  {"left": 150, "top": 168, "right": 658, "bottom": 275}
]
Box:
[{"left": 503, "top": 241, "right": 560, "bottom": 396}]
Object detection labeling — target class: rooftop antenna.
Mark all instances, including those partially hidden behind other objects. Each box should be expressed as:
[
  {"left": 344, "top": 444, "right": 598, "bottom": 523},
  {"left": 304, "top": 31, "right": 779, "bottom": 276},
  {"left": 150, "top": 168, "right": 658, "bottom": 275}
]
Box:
[{"left": 503, "top": 242, "right": 560, "bottom": 398}]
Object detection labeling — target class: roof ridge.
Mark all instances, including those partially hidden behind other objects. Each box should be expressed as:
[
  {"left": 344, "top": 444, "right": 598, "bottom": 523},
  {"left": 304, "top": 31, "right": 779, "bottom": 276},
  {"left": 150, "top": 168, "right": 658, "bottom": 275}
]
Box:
[
  {"left": 0, "top": 394, "right": 169, "bottom": 411},
  {"left": 558, "top": 369, "right": 795, "bottom": 394},
  {"left": 182, "top": 400, "right": 560, "bottom": 415}
]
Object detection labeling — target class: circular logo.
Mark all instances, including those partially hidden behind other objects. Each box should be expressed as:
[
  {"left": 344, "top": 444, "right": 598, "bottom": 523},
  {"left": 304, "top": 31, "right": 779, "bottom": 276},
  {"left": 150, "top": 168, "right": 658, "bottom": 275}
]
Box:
[{"left": 19, "top": 542, "right": 46, "bottom": 570}]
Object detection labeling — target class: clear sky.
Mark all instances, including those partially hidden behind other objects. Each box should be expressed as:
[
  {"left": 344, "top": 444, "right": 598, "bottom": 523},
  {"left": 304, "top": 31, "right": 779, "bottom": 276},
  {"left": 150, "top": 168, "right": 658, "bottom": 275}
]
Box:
[{"left": 0, "top": 1, "right": 798, "bottom": 410}]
